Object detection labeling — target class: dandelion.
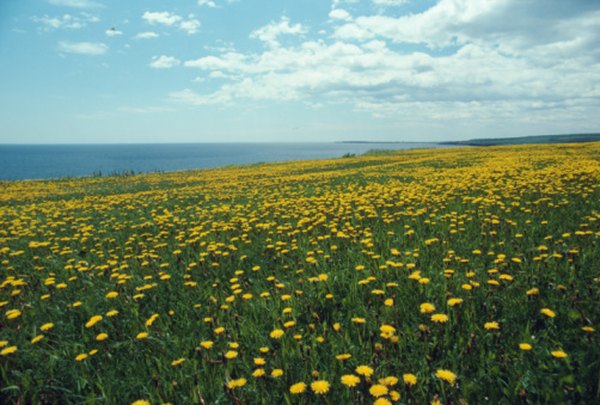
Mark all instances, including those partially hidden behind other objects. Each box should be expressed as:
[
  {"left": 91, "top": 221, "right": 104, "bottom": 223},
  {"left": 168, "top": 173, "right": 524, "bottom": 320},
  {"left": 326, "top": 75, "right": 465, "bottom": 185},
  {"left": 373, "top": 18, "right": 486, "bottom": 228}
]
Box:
[
  {"left": 540, "top": 308, "right": 556, "bottom": 318},
  {"left": 136, "top": 332, "right": 148, "bottom": 340},
  {"left": 551, "top": 350, "right": 568, "bottom": 359},
  {"left": 40, "top": 322, "right": 54, "bottom": 331},
  {"left": 171, "top": 358, "right": 186, "bottom": 366},
  {"left": 289, "top": 382, "right": 306, "bottom": 394},
  {"left": 582, "top": 326, "right": 595, "bottom": 333},
  {"left": 0, "top": 346, "right": 17, "bottom": 356},
  {"left": 106, "top": 310, "right": 119, "bottom": 317},
  {"left": 420, "top": 302, "right": 435, "bottom": 313},
  {"left": 341, "top": 374, "right": 360, "bottom": 387},
  {"left": 200, "top": 340, "right": 213, "bottom": 349},
  {"left": 225, "top": 351, "right": 238, "bottom": 359},
  {"left": 270, "top": 329, "right": 284, "bottom": 339},
  {"left": 435, "top": 369, "right": 457, "bottom": 384},
  {"left": 369, "top": 384, "right": 388, "bottom": 397},
  {"left": 31, "top": 335, "right": 44, "bottom": 344},
  {"left": 271, "top": 369, "right": 284, "bottom": 377},
  {"left": 356, "top": 365, "right": 374, "bottom": 377},
  {"left": 227, "top": 378, "right": 247, "bottom": 389},
  {"left": 96, "top": 333, "right": 108, "bottom": 341},
  {"left": 374, "top": 398, "right": 392, "bottom": 405},
  {"left": 131, "top": 400, "right": 151, "bottom": 405},
  {"left": 252, "top": 368, "right": 266, "bottom": 378},
  {"left": 75, "top": 353, "right": 88, "bottom": 361},
  {"left": 105, "top": 291, "right": 118, "bottom": 298},
  {"left": 5, "top": 309, "right": 22, "bottom": 319},
  {"left": 431, "top": 313, "right": 449, "bottom": 323},
  {"left": 379, "top": 376, "right": 398, "bottom": 386},
  {"left": 519, "top": 343, "right": 532, "bottom": 351},
  {"left": 447, "top": 298, "right": 463, "bottom": 306},
  {"left": 403, "top": 373, "right": 417, "bottom": 386},
  {"left": 484, "top": 321, "right": 500, "bottom": 330},
  {"left": 310, "top": 380, "right": 330, "bottom": 395},
  {"left": 336, "top": 353, "right": 352, "bottom": 360},
  {"left": 85, "top": 315, "right": 103, "bottom": 328}
]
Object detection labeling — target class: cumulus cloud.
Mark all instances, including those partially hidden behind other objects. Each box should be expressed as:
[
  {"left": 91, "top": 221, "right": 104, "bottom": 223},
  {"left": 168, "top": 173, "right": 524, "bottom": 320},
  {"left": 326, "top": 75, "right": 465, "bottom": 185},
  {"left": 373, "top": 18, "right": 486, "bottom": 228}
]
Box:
[
  {"left": 250, "top": 17, "right": 307, "bottom": 47},
  {"left": 150, "top": 55, "right": 181, "bottom": 69},
  {"left": 58, "top": 41, "right": 108, "bottom": 55},
  {"left": 197, "top": 0, "right": 217, "bottom": 7},
  {"left": 372, "top": 0, "right": 407, "bottom": 6},
  {"left": 32, "top": 13, "right": 98, "bottom": 31},
  {"left": 180, "top": 18, "right": 201, "bottom": 35},
  {"left": 47, "top": 0, "right": 101, "bottom": 8},
  {"left": 329, "top": 9, "right": 352, "bottom": 21},
  {"left": 142, "top": 11, "right": 182, "bottom": 26},
  {"left": 135, "top": 31, "right": 159, "bottom": 39},
  {"left": 105, "top": 28, "right": 123, "bottom": 37}
]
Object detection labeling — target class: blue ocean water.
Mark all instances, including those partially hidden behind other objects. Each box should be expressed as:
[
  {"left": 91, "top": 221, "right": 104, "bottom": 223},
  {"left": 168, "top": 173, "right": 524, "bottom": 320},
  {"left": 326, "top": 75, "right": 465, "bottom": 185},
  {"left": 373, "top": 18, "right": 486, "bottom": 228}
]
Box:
[{"left": 0, "top": 143, "right": 448, "bottom": 181}]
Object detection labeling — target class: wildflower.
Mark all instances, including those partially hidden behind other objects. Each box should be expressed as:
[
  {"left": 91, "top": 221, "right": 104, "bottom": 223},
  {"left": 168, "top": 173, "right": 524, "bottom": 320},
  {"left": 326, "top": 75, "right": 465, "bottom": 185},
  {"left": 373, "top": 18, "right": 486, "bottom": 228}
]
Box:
[
  {"left": 420, "top": 303, "right": 436, "bottom": 314},
  {"left": 519, "top": 343, "right": 532, "bottom": 351},
  {"left": 582, "top": 326, "right": 595, "bottom": 333},
  {"left": 403, "top": 373, "right": 417, "bottom": 386},
  {"left": 341, "top": 374, "right": 360, "bottom": 387},
  {"left": 213, "top": 327, "right": 225, "bottom": 334},
  {"left": 40, "top": 322, "right": 54, "bottom": 331},
  {"left": 435, "top": 369, "right": 457, "bottom": 384},
  {"left": 551, "top": 350, "right": 568, "bottom": 359},
  {"left": 270, "top": 329, "right": 284, "bottom": 339},
  {"left": 369, "top": 384, "right": 388, "bottom": 397},
  {"left": 31, "top": 335, "right": 44, "bottom": 344},
  {"left": 374, "top": 398, "right": 392, "bottom": 405},
  {"left": 227, "top": 378, "right": 247, "bottom": 389},
  {"left": 484, "top": 322, "right": 500, "bottom": 330},
  {"left": 289, "top": 382, "right": 306, "bottom": 394},
  {"left": 540, "top": 308, "right": 556, "bottom": 318},
  {"left": 96, "top": 333, "right": 108, "bottom": 341},
  {"left": 75, "top": 353, "right": 88, "bottom": 361},
  {"left": 271, "top": 369, "right": 284, "bottom": 377},
  {"left": 431, "top": 314, "right": 449, "bottom": 323},
  {"left": 0, "top": 346, "right": 17, "bottom": 356},
  {"left": 252, "top": 368, "right": 266, "bottom": 378},
  {"left": 85, "top": 315, "right": 103, "bottom": 328},
  {"left": 6, "top": 309, "right": 22, "bottom": 319},
  {"left": 171, "top": 358, "right": 186, "bottom": 366},
  {"left": 526, "top": 288, "right": 539, "bottom": 296},
  {"left": 311, "top": 380, "right": 330, "bottom": 395},
  {"left": 352, "top": 317, "right": 366, "bottom": 324},
  {"left": 136, "top": 332, "right": 148, "bottom": 340},
  {"left": 105, "top": 291, "right": 119, "bottom": 298},
  {"left": 225, "top": 351, "right": 238, "bottom": 359},
  {"left": 336, "top": 353, "right": 352, "bottom": 360},
  {"left": 384, "top": 298, "right": 394, "bottom": 306},
  {"left": 379, "top": 376, "right": 398, "bottom": 386},
  {"left": 447, "top": 298, "right": 463, "bottom": 306},
  {"left": 254, "top": 357, "right": 266, "bottom": 366},
  {"left": 106, "top": 310, "right": 119, "bottom": 317},
  {"left": 356, "top": 365, "right": 374, "bottom": 377},
  {"left": 200, "top": 340, "right": 213, "bottom": 349},
  {"left": 390, "top": 390, "right": 401, "bottom": 401},
  {"left": 131, "top": 400, "right": 151, "bottom": 405}
]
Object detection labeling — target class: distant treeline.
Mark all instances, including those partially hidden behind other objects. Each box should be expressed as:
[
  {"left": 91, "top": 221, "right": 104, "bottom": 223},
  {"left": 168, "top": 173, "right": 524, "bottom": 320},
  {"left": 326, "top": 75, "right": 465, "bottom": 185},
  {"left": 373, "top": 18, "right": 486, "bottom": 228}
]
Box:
[{"left": 441, "top": 133, "right": 600, "bottom": 146}]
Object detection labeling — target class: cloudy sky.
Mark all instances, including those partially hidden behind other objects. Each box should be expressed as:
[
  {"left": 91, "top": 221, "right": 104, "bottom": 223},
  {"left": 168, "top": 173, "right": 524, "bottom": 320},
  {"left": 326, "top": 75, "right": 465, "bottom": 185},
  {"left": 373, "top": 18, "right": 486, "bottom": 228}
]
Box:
[{"left": 1, "top": 0, "right": 599, "bottom": 143}]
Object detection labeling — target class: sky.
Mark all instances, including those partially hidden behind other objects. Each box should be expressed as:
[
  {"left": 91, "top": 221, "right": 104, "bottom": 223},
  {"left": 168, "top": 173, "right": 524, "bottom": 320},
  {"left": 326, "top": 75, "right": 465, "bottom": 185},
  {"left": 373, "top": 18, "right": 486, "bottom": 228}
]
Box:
[{"left": 1, "top": 0, "right": 599, "bottom": 144}]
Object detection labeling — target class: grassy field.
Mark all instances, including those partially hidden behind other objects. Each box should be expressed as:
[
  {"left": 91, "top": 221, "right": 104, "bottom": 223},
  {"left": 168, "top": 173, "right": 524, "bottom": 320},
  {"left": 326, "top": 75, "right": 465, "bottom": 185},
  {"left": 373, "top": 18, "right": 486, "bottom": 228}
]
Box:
[{"left": 1, "top": 143, "right": 599, "bottom": 404}]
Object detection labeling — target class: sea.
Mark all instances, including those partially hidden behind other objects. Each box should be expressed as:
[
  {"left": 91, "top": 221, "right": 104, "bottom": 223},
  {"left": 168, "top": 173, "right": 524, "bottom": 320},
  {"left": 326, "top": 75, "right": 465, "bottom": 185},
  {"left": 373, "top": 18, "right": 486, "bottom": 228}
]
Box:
[{"left": 0, "top": 142, "right": 449, "bottom": 181}]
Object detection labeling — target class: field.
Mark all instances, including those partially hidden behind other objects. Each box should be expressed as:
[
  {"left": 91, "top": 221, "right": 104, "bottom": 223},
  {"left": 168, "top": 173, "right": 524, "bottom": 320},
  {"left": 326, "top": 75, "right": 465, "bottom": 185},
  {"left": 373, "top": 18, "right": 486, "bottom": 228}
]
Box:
[{"left": 1, "top": 143, "right": 599, "bottom": 404}]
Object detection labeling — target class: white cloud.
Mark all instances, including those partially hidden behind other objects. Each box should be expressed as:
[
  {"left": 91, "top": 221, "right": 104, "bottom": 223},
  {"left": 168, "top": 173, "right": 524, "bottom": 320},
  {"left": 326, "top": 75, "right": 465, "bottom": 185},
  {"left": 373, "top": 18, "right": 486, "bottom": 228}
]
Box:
[
  {"left": 250, "top": 17, "right": 307, "bottom": 47},
  {"left": 105, "top": 28, "right": 123, "bottom": 37},
  {"left": 135, "top": 31, "right": 159, "bottom": 39},
  {"left": 329, "top": 9, "right": 352, "bottom": 21},
  {"left": 32, "top": 13, "right": 98, "bottom": 31},
  {"left": 58, "top": 41, "right": 108, "bottom": 55},
  {"left": 47, "top": 0, "right": 100, "bottom": 8},
  {"left": 150, "top": 55, "right": 180, "bottom": 69},
  {"left": 372, "top": 0, "right": 408, "bottom": 6},
  {"left": 198, "top": 0, "right": 217, "bottom": 7},
  {"left": 142, "top": 11, "right": 182, "bottom": 26},
  {"left": 180, "top": 18, "right": 201, "bottom": 35}
]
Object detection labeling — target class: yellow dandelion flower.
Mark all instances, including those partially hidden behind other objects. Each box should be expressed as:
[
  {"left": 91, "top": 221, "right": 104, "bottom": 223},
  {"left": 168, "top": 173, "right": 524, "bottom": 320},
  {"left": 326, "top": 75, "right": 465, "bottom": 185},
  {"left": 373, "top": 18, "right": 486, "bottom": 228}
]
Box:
[
  {"left": 420, "top": 303, "right": 435, "bottom": 314},
  {"left": 31, "top": 335, "right": 44, "bottom": 344},
  {"left": 431, "top": 313, "right": 449, "bottom": 323},
  {"left": 289, "top": 382, "right": 306, "bottom": 394},
  {"left": 374, "top": 398, "right": 392, "bottom": 405},
  {"left": 136, "top": 332, "right": 148, "bottom": 340},
  {"left": 540, "top": 308, "right": 556, "bottom": 318},
  {"left": 369, "top": 384, "right": 388, "bottom": 397},
  {"left": 447, "top": 298, "right": 463, "bottom": 306},
  {"left": 379, "top": 376, "right": 398, "bottom": 386},
  {"left": 171, "top": 358, "right": 186, "bottom": 366},
  {"left": 582, "top": 326, "right": 595, "bottom": 333},
  {"left": 254, "top": 357, "right": 266, "bottom": 366},
  {"left": 519, "top": 343, "right": 532, "bottom": 351},
  {"left": 85, "top": 315, "right": 103, "bottom": 328},
  {"left": 403, "top": 373, "right": 417, "bottom": 386},
  {"left": 435, "top": 369, "right": 457, "bottom": 384},
  {"left": 356, "top": 365, "right": 374, "bottom": 377},
  {"left": 270, "top": 329, "right": 284, "bottom": 339},
  {"left": 106, "top": 310, "right": 119, "bottom": 317},
  {"left": 75, "top": 353, "right": 88, "bottom": 361},
  {"left": 131, "top": 400, "right": 151, "bottom": 405},
  {"left": 6, "top": 309, "right": 22, "bottom": 319},
  {"left": 1, "top": 346, "right": 17, "bottom": 356},
  {"left": 310, "top": 380, "right": 330, "bottom": 395},
  {"left": 200, "top": 341, "right": 214, "bottom": 350},
  {"left": 390, "top": 390, "right": 401, "bottom": 401},
  {"left": 225, "top": 350, "right": 238, "bottom": 359},
  {"left": 341, "top": 374, "right": 360, "bottom": 387},
  {"left": 271, "top": 369, "right": 284, "bottom": 377},
  {"left": 336, "top": 353, "right": 352, "bottom": 361},
  {"left": 252, "top": 368, "right": 266, "bottom": 378},
  {"left": 484, "top": 321, "right": 500, "bottom": 330},
  {"left": 105, "top": 291, "right": 119, "bottom": 299},
  {"left": 96, "top": 333, "right": 108, "bottom": 341},
  {"left": 551, "top": 350, "right": 568, "bottom": 359},
  {"left": 40, "top": 322, "right": 54, "bottom": 331}
]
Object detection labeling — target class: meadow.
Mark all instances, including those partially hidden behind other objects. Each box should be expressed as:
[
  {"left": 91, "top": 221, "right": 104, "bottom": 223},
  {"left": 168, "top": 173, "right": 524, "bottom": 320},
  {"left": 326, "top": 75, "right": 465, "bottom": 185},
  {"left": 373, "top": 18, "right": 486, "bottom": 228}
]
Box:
[{"left": 0, "top": 143, "right": 599, "bottom": 404}]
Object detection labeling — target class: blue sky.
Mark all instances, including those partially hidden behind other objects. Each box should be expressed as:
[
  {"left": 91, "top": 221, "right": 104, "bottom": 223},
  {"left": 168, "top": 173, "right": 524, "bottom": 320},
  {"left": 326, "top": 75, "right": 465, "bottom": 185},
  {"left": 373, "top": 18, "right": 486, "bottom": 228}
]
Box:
[{"left": 1, "top": 0, "right": 599, "bottom": 143}]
